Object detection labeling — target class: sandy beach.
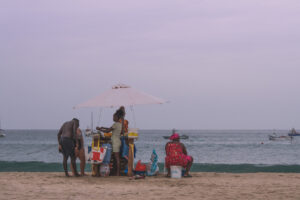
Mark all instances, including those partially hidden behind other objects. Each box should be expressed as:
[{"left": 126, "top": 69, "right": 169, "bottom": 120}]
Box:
[{"left": 1, "top": 172, "right": 300, "bottom": 200}]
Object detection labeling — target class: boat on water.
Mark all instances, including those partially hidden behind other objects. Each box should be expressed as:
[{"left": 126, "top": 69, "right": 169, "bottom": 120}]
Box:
[
  {"left": 163, "top": 129, "right": 189, "bottom": 140},
  {"left": 0, "top": 129, "right": 5, "bottom": 137},
  {"left": 163, "top": 135, "right": 189, "bottom": 140},
  {"left": 268, "top": 135, "right": 292, "bottom": 141},
  {"left": 0, "top": 121, "right": 5, "bottom": 137},
  {"left": 288, "top": 128, "right": 300, "bottom": 136}
]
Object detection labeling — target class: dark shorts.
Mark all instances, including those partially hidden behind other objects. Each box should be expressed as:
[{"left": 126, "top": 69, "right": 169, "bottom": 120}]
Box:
[{"left": 60, "top": 137, "right": 75, "bottom": 157}]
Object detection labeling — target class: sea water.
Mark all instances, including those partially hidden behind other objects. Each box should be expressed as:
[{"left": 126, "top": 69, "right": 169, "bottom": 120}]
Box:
[{"left": 1, "top": 129, "right": 300, "bottom": 172}]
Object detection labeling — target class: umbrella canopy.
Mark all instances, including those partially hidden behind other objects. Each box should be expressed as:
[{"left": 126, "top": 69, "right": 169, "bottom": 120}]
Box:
[{"left": 73, "top": 84, "right": 166, "bottom": 109}]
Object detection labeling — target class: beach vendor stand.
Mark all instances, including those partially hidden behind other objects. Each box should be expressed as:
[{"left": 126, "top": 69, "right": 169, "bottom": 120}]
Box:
[
  {"left": 89, "top": 133, "right": 112, "bottom": 176},
  {"left": 73, "top": 84, "right": 166, "bottom": 176}
]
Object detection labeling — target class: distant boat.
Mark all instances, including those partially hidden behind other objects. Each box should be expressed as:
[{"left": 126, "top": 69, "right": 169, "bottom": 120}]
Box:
[
  {"left": 164, "top": 129, "right": 189, "bottom": 140},
  {"left": 163, "top": 135, "right": 189, "bottom": 140},
  {"left": 268, "top": 135, "right": 292, "bottom": 141},
  {"left": 0, "top": 131, "right": 5, "bottom": 137},
  {"left": 288, "top": 128, "right": 300, "bottom": 136},
  {"left": 0, "top": 120, "right": 5, "bottom": 137}
]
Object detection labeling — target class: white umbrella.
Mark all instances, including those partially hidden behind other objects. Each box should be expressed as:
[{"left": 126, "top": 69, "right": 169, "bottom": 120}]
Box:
[
  {"left": 73, "top": 84, "right": 166, "bottom": 109},
  {"left": 73, "top": 84, "right": 166, "bottom": 177}
]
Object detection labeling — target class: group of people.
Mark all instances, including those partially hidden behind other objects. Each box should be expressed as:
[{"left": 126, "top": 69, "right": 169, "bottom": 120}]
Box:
[
  {"left": 57, "top": 106, "right": 193, "bottom": 178},
  {"left": 57, "top": 118, "right": 86, "bottom": 177},
  {"left": 57, "top": 106, "right": 128, "bottom": 177}
]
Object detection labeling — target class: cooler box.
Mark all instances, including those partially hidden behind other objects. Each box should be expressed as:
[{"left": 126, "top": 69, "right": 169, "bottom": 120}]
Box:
[{"left": 171, "top": 166, "right": 182, "bottom": 178}]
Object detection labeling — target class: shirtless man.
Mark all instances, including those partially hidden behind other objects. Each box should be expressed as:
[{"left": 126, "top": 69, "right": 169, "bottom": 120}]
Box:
[{"left": 57, "top": 118, "right": 80, "bottom": 177}]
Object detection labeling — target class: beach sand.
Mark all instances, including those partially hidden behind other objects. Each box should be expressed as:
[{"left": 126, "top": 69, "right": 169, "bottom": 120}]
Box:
[{"left": 1, "top": 172, "right": 300, "bottom": 200}]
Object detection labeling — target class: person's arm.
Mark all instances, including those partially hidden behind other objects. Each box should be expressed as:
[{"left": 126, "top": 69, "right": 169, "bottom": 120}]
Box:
[
  {"left": 73, "top": 122, "right": 79, "bottom": 148},
  {"left": 97, "top": 126, "right": 113, "bottom": 132},
  {"left": 57, "top": 126, "right": 63, "bottom": 144},
  {"left": 120, "top": 118, "right": 125, "bottom": 136},
  {"left": 77, "top": 128, "right": 84, "bottom": 147},
  {"left": 80, "top": 136, "right": 84, "bottom": 147},
  {"left": 57, "top": 125, "right": 63, "bottom": 152},
  {"left": 165, "top": 142, "right": 169, "bottom": 154},
  {"left": 181, "top": 143, "right": 187, "bottom": 155}
]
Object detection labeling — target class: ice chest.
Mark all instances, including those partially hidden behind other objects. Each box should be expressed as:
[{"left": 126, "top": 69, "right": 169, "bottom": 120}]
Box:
[{"left": 171, "top": 166, "right": 182, "bottom": 179}]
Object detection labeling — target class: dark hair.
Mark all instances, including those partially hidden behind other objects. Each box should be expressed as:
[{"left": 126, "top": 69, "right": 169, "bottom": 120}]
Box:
[
  {"left": 113, "top": 113, "right": 119, "bottom": 121},
  {"left": 72, "top": 118, "right": 79, "bottom": 123},
  {"left": 115, "top": 107, "right": 125, "bottom": 119}
]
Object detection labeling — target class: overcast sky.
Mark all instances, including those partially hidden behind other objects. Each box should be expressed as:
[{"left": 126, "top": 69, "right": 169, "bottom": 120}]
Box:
[{"left": 1, "top": 0, "right": 300, "bottom": 130}]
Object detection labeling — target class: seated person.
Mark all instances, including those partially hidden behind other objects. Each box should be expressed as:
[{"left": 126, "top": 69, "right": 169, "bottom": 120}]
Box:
[{"left": 165, "top": 133, "right": 193, "bottom": 177}]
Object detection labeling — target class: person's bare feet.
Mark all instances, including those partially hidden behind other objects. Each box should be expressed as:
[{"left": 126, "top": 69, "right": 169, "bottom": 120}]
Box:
[
  {"left": 74, "top": 172, "right": 80, "bottom": 177},
  {"left": 183, "top": 174, "right": 192, "bottom": 178}
]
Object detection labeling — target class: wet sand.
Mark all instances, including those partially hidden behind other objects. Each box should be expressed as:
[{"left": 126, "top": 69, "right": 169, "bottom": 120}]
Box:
[{"left": 1, "top": 172, "right": 300, "bottom": 200}]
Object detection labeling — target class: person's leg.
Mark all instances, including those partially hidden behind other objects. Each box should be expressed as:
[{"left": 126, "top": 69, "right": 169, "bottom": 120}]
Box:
[
  {"left": 166, "top": 167, "right": 171, "bottom": 177},
  {"left": 70, "top": 155, "right": 78, "bottom": 176},
  {"left": 71, "top": 155, "right": 80, "bottom": 177},
  {"left": 185, "top": 156, "right": 193, "bottom": 176},
  {"left": 79, "top": 149, "right": 86, "bottom": 176},
  {"left": 63, "top": 155, "right": 70, "bottom": 177},
  {"left": 70, "top": 157, "right": 75, "bottom": 175},
  {"left": 114, "top": 152, "right": 120, "bottom": 176},
  {"left": 165, "top": 157, "right": 171, "bottom": 177}
]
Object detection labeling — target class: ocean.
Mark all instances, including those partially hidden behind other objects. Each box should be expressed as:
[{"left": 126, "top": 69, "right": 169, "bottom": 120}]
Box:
[{"left": 1, "top": 129, "right": 300, "bottom": 173}]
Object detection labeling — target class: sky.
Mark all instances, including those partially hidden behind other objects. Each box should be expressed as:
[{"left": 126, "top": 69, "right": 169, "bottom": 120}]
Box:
[{"left": 1, "top": 0, "right": 300, "bottom": 130}]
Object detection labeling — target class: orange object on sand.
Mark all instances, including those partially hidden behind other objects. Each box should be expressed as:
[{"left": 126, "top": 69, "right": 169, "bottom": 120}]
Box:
[{"left": 135, "top": 160, "right": 146, "bottom": 172}]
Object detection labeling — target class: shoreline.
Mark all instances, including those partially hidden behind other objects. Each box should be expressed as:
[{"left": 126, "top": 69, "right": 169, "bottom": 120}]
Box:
[
  {"left": 1, "top": 161, "right": 300, "bottom": 173},
  {"left": 1, "top": 172, "right": 300, "bottom": 200}
]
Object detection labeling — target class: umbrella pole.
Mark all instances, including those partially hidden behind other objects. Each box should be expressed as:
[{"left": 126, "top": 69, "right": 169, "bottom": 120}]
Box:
[
  {"left": 128, "top": 106, "right": 137, "bottom": 177},
  {"left": 97, "top": 108, "right": 103, "bottom": 127},
  {"left": 91, "top": 112, "right": 93, "bottom": 131},
  {"left": 130, "top": 106, "right": 137, "bottom": 128},
  {"left": 128, "top": 139, "right": 134, "bottom": 176}
]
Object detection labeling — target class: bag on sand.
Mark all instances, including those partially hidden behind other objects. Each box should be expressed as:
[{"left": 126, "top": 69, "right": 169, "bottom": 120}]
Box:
[
  {"left": 146, "top": 149, "right": 159, "bottom": 176},
  {"left": 135, "top": 160, "right": 146, "bottom": 172},
  {"left": 100, "top": 164, "right": 110, "bottom": 177},
  {"left": 91, "top": 147, "right": 107, "bottom": 164}
]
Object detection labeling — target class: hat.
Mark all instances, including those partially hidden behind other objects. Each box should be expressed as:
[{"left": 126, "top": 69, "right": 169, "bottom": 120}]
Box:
[{"left": 170, "top": 133, "right": 179, "bottom": 140}]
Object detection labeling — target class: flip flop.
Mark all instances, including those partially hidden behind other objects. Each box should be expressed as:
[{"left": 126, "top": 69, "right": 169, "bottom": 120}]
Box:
[{"left": 135, "top": 175, "right": 145, "bottom": 180}]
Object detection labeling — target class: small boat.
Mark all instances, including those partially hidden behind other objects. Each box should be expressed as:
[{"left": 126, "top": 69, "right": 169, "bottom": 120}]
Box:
[
  {"left": 288, "top": 128, "right": 300, "bottom": 136},
  {"left": 163, "top": 134, "right": 189, "bottom": 140},
  {"left": 180, "top": 135, "right": 189, "bottom": 139},
  {"left": 0, "top": 120, "right": 5, "bottom": 137},
  {"left": 163, "top": 129, "right": 189, "bottom": 140},
  {"left": 268, "top": 135, "right": 292, "bottom": 141},
  {"left": 0, "top": 129, "right": 5, "bottom": 137}
]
